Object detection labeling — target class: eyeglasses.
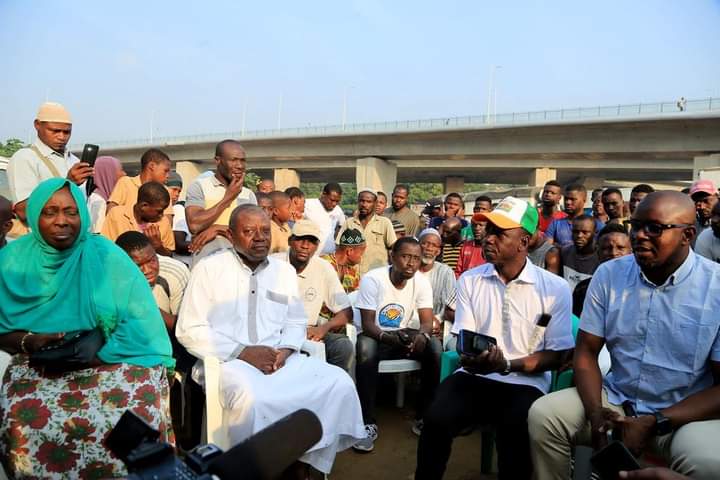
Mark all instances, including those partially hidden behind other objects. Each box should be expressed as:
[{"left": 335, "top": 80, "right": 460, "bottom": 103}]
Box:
[{"left": 629, "top": 220, "right": 694, "bottom": 237}]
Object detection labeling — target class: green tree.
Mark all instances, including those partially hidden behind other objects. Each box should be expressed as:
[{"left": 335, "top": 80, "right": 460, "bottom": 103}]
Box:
[{"left": 0, "top": 138, "right": 25, "bottom": 157}]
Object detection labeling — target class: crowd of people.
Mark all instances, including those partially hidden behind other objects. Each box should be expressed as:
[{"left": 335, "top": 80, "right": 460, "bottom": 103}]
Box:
[{"left": 0, "top": 102, "right": 718, "bottom": 480}]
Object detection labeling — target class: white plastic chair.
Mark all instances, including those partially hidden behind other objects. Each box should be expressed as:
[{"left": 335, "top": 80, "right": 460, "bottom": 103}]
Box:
[{"left": 203, "top": 340, "right": 326, "bottom": 450}]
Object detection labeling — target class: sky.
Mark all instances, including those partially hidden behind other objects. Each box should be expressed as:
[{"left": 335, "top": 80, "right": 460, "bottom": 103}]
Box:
[{"left": 1, "top": 0, "right": 718, "bottom": 146}]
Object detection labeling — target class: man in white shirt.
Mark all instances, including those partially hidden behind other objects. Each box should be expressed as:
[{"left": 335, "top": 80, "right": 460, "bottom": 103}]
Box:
[
  {"left": 8, "top": 102, "right": 93, "bottom": 226},
  {"left": 354, "top": 237, "right": 442, "bottom": 452},
  {"left": 304, "top": 183, "right": 345, "bottom": 255},
  {"left": 272, "top": 220, "right": 355, "bottom": 374},
  {"left": 184, "top": 140, "right": 257, "bottom": 263},
  {"left": 415, "top": 197, "right": 573, "bottom": 480},
  {"left": 176, "top": 205, "right": 364, "bottom": 476}
]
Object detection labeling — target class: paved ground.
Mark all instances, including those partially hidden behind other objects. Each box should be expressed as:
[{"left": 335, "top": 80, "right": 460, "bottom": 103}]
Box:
[{"left": 332, "top": 383, "right": 497, "bottom": 480}]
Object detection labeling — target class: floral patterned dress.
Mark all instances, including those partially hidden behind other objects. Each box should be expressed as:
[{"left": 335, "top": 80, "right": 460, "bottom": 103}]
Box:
[{"left": 0, "top": 355, "right": 174, "bottom": 479}]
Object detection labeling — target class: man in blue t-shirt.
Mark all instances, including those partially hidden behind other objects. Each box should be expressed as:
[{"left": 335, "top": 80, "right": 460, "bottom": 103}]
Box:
[{"left": 545, "top": 183, "right": 604, "bottom": 247}]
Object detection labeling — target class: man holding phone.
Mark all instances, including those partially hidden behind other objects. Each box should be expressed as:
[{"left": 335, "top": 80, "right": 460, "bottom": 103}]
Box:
[
  {"left": 415, "top": 197, "right": 573, "bottom": 480},
  {"left": 354, "top": 237, "right": 441, "bottom": 452},
  {"left": 8, "top": 102, "right": 93, "bottom": 230},
  {"left": 529, "top": 191, "right": 720, "bottom": 480}
]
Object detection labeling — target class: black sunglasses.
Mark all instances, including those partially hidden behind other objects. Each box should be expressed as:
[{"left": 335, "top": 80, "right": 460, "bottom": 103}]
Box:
[{"left": 629, "top": 220, "right": 694, "bottom": 237}]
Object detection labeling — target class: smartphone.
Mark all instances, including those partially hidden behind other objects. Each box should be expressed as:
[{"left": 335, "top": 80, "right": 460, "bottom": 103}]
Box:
[
  {"left": 80, "top": 144, "right": 99, "bottom": 167},
  {"left": 456, "top": 329, "right": 497, "bottom": 356},
  {"left": 590, "top": 441, "right": 641, "bottom": 479}
]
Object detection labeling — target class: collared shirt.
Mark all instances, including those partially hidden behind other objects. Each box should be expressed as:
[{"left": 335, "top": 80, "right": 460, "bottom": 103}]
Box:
[
  {"left": 101, "top": 204, "right": 175, "bottom": 251},
  {"left": 270, "top": 220, "right": 291, "bottom": 253},
  {"left": 453, "top": 260, "right": 574, "bottom": 393},
  {"left": 384, "top": 206, "right": 421, "bottom": 238},
  {"left": 580, "top": 252, "right": 720, "bottom": 414},
  {"left": 108, "top": 175, "right": 174, "bottom": 215},
  {"left": 545, "top": 217, "right": 605, "bottom": 246},
  {"left": 356, "top": 266, "right": 433, "bottom": 331},
  {"left": 272, "top": 251, "right": 351, "bottom": 326},
  {"left": 152, "top": 255, "right": 190, "bottom": 315},
  {"left": 337, "top": 214, "right": 397, "bottom": 275},
  {"left": 304, "top": 199, "right": 346, "bottom": 255},
  {"left": 185, "top": 173, "right": 257, "bottom": 226},
  {"left": 8, "top": 139, "right": 79, "bottom": 202},
  {"left": 176, "top": 249, "right": 307, "bottom": 362}
]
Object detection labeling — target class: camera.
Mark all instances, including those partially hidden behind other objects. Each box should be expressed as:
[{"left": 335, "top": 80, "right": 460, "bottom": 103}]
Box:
[
  {"left": 106, "top": 408, "right": 322, "bottom": 479},
  {"left": 456, "top": 329, "right": 497, "bottom": 356}
]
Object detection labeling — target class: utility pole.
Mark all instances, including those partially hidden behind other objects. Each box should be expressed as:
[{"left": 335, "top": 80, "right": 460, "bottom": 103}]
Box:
[
  {"left": 277, "top": 93, "right": 283, "bottom": 129},
  {"left": 150, "top": 110, "right": 155, "bottom": 143},
  {"left": 486, "top": 65, "right": 501, "bottom": 124},
  {"left": 241, "top": 100, "right": 247, "bottom": 137}
]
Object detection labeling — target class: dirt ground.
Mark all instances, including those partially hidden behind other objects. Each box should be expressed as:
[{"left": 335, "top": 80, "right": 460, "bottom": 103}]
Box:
[{"left": 331, "top": 383, "right": 497, "bottom": 480}]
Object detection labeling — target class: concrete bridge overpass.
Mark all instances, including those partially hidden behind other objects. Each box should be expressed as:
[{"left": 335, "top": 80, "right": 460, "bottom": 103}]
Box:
[{"left": 84, "top": 98, "right": 720, "bottom": 194}]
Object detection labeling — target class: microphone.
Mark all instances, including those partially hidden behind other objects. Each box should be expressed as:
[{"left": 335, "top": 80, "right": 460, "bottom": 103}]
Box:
[{"left": 208, "top": 409, "right": 323, "bottom": 480}]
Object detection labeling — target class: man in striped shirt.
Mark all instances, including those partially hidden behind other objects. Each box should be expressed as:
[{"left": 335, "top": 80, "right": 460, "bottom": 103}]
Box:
[{"left": 438, "top": 217, "right": 464, "bottom": 271}]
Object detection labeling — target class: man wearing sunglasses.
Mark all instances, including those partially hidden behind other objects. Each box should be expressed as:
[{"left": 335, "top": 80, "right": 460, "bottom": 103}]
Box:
[{"left": 529, "top": 191, "right": 720, "bottom": 480}]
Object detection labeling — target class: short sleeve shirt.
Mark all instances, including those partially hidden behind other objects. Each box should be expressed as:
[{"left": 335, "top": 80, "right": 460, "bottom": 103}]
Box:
[
  {"left": 108, "top": 175, "right": 173, "bottom": 215},
  {"left": 101, "top": 204, "right": 175, "bottom": 251},
  {"left": 580, "top": 252, "right": 720, "bottom": 413},
  {"left": 336, "top": 214, "right": 397, "bottom": 275},
  {"left": 272, "top": 252, "right": 351, "bottom": 326},
  {"left": 453, "top": 260, "right": 574, "bottom": 393},
  {"left": 355, "top": 266, "right": 433, "bottom": 331},
  {"left": 545, "top": 217, "right": 605, "bottom": 246},
  {"left": 185, "top": 174, "right": 257, "bottom": 226},
  {"left": 153, "top": 255, "right": 190, "bottom": 315},
  {"left": 8, "top": 140, "right": 79, "bottom": 202}
]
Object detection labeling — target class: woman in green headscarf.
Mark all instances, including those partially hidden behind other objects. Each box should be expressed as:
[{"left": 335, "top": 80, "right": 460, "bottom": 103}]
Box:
[{"left": 0, "top": 179, "right": 175, "bottom": 479}]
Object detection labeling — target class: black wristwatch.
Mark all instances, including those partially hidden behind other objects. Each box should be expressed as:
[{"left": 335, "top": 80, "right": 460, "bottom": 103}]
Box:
[{"left": 653, "top": 411, "right": 673, "bottom": 436}]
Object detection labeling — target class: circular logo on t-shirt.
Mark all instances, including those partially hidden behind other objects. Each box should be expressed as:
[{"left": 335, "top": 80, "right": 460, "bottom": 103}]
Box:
[
  {"left": 304, "top": 287, "right": 318, "bottom": 303},
  {"left": 378, "top": 303, "right": 405, "bottom": 328}
]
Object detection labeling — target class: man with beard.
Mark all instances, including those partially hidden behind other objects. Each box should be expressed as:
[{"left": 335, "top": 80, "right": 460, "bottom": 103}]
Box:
[
  {"left": 184, "top": 140, "right": 257, "bottom": 261},
  {"left": 176, "top": 205, "right": 365, "bottom": 476},
  {"left": 546, "top": 183, "right": 604, "bottom": 247},
  {"left": 385, "top": 184, "right": 421, "bottom": 238},
  {"left": 417, "top": 228, "right": 456, "bottom": 340},
  {"left": 529, "top": 191, "right": 720, "bottom": 480},
  {"left": 354, "top": 237, "right": 441, "bottom": 450},
  {"left": 273, "top": 220, "right": 354, "bottom": 373},
  {"left": 416, "top": 197, "right": 573, "bottom": 480},
  {"left": 537, "top": 180, "right": 568, "bottom": 236},
  {"left": 689, "top": 179, "right": 718, "bottom": 239},
  {"left": 337, "top": 189, "right": 396, "bottom": 275},
  {"left": 322, "top": 229, "right": 366, "bottom": 294},
  {"left": 553, "top": 215, "right": 600, "bottom": 291},
  {"left": 694, "top": 201, "right": 720, "bottom": 263}
]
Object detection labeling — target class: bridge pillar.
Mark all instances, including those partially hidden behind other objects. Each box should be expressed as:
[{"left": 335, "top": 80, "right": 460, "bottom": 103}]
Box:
[
  {"left": 175, "top": 161, "right": 203, "bottom": 200},
  {"left": 528, "top": 167, "right": 557, "bottom": 187},
  {"left": 577, "top": 176, "right": 605, "bottom": 190},
  {"left": 274, "top": 168, "right": 301, "bottom": 191},
  {"left": 444, "top": 176, "right": 465, "bottom": 194},
  {"left": 693, "top": 154, "right": 720, "bottom": 180},
  {"left": 356, "top": 157, "right": 397, "bottom": 195}
]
